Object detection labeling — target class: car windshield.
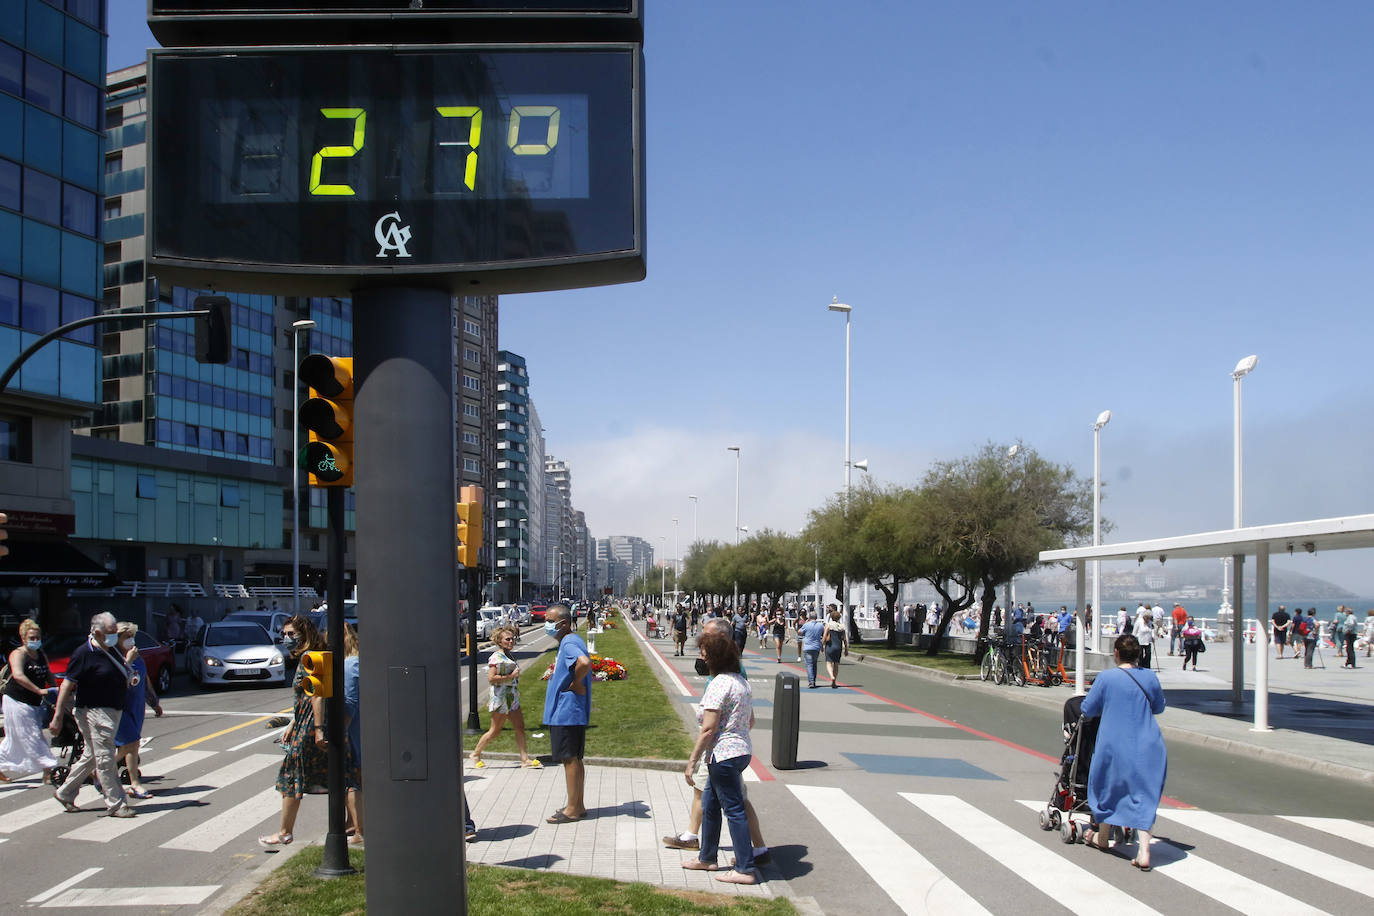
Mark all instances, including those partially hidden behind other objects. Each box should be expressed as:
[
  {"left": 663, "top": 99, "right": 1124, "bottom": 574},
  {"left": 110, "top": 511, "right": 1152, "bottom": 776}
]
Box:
[
  {"left": 206, "top": 625, "right": 271, "bottom": 647},
  {"left": 41, "top": 633, "right": 90, "bottom": 657},
  {"left": 225, "top": 613, "right": 271, "bottom": 626}
]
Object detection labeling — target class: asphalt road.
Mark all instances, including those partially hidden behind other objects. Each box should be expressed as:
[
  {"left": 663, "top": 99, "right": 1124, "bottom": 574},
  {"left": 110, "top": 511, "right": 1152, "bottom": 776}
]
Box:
[{"left": 636, "top": 623, "right": 1374, "bottom": 916}]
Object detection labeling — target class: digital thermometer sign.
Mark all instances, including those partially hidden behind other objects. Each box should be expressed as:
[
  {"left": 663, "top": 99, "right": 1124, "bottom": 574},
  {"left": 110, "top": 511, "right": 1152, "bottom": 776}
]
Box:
[{"left": 148, "top": 45, "right": 644, "bottom": 295}]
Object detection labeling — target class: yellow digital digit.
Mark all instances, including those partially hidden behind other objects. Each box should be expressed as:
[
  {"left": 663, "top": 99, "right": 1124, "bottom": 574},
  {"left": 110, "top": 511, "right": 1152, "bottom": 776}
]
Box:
[
  {"left": 508, "top": 106, "right": 560, "bottom": 156},
  {"left": 435, "top": 106, "right": 482, "bottom": 190},
  {"left": 308, "top": 108, "right": 367, "bottom": 196}
]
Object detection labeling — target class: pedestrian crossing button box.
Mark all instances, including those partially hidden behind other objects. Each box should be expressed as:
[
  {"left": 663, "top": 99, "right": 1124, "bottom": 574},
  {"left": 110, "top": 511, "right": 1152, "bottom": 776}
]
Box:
[{"left": 772, "top": 672, "right": 800, "bottom": 770}]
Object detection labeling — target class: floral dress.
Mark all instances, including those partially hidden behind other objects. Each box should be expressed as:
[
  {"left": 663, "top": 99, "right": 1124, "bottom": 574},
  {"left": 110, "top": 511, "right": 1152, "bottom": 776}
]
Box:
[
  {"left": 487, "top": 648, "right": 520, "bottom": 714},
  {"left": 275, "top": 663, "right": 331, "bottom": 797}
]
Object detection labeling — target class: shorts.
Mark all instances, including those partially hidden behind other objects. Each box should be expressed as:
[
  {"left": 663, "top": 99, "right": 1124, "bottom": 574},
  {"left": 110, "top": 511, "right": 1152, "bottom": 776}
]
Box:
[
  {"left": 549, "top": 725, "right": 586, "bottom": 762},
  {"left": 1273, "top": 629, "right": 1287, "bottom": 646}
]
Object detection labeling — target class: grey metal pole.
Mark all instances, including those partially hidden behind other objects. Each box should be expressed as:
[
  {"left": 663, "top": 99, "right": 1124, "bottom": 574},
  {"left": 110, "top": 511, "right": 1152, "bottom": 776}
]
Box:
[
  {"left": 353, "top": 288, "right": 464, "bottom": 913},
  {"left": 314, "top": 486, "right": 354, "bottom": 877},
  {"left": 1232, "top": 553, "right": 1245, "bottom": 705}
]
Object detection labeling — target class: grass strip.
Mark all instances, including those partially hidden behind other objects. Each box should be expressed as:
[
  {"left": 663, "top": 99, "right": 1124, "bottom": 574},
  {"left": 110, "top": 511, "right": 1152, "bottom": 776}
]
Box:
[
  {"left": 851, "top": 642, "right": 983, "bottom": 676},
  {"left": 463, "top": 617, "right": 694, "bottom": 761},
  {"left": 226, "top": 848, "right": 798, "bottom": 916}
]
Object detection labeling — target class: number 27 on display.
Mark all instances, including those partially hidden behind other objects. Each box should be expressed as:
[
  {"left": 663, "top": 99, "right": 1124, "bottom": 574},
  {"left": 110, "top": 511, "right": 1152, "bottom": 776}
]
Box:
[{"left": 307, "top": 105, "right": 561, "bottom": 196}]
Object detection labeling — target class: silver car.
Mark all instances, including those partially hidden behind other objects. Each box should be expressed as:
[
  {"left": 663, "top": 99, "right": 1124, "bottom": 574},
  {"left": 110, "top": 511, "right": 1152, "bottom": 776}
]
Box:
[{"left": 188, "top": 622, "right": 287, "bottom": 687}]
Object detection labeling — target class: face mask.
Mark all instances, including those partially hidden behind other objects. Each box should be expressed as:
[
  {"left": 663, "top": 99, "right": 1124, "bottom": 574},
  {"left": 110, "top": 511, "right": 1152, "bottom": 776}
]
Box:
[
  {"left": 544, "top": 622, "right": 559, "bottom": 638},
  {"left": 281, "top": 637, "right": 297, "bottom": 652},
  {"left": 104, "top": 632, "right": 120, "bottom": 647},
  {"left": 121, "top": 640, "right": 134, "bottom": 652},
  {"left": 694, "top": 658, "right": 709, "bottom": 677},
  {"left": 26, "top": 640, "right": 41, "bottom": 651}
]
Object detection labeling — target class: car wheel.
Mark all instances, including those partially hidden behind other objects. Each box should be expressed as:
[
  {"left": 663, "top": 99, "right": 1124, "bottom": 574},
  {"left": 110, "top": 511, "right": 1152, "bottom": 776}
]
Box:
[{"left": 156, "top": 663, "right": 172, "bottom": 696}]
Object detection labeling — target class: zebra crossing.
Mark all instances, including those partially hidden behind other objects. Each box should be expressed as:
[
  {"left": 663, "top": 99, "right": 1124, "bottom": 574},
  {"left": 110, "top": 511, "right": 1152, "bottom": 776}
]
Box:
[
  {"left": 0, "top": 730, "right": 319, "bottom": 910},
  {"left": 790, "top": 784, "right": 1374, "bottom": 916}
]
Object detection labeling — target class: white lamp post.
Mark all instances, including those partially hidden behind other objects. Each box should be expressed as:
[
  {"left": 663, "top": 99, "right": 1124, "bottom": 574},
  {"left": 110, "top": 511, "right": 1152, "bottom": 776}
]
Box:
[
  {"left": 688, "top": 495, "right": 699, "bottom": 548},
  {"left": 659, "top": 536, "right": 666, "bottom": 608},
  {"left": 1091, "top": 410, "right": 1111, "bottom": 640},
  {"left": 672, "top": 516, "right": 679, "bottom": 599},
  {"left": 829, "top": 297, "right": 853, "bottom": 631},
  {"left": 1232, "top": 355, "right": 1258, "bottom": 529},
  {"left": 727, "top": 446, "right": 740, "bottom": 611},
  {"left": 290, "top": 317, "right": 316, "bottom": 616}
]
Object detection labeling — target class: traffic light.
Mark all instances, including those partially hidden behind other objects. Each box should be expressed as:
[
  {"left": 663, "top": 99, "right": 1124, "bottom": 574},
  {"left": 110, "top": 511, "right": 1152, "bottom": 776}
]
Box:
[
  {"left": 299, "top": 355, "right": 354, "bottom": 487},
  {"left": 193, "top": 295, "right": 232, "bottom": 364},
  {"left": 301, "top": 650, "right": 333, "bottom": 697},
  {"left": 0, "top": 512, "right": 7, "bottom": 559},
  {"left": 456, "top": 485, "right": 483, "bottom": 568}
]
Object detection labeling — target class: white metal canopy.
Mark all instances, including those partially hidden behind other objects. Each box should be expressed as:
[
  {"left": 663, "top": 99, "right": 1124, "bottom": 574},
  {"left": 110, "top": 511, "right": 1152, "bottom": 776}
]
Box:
[{"left": 1038, "top": 512, "right": 1374, "bottom": 730}]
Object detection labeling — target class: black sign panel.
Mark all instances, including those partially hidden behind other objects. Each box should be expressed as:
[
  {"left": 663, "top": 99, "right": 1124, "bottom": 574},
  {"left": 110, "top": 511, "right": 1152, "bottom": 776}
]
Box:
[
  {"left": 148, "top": 45, "right": 644, "bottom": 295},
  {"left": 147, "top": 1, "right": 642, "bottom": 44}
]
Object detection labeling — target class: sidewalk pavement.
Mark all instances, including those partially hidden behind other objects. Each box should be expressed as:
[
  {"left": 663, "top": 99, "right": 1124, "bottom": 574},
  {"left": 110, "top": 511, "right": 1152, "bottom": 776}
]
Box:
[{"left": 854, "top": 638, "right": 1374, "bottom": 785}]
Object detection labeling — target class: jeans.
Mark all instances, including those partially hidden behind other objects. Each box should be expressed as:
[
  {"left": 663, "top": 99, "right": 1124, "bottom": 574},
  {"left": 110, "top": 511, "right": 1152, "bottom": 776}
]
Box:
[
  {"left": 1304, "top": 638, "right": 1316, "bottom": 666},
  {"left": 1169, "top": 625, "right": 1183, "bottom": 654},
  {"left": 59, "top": 706, "right": 127, "bottom": 811},
  {"left": 699, "top": 754, "right": 753, "bottom": 873},
  {"left": 803, "top": 649, "right": 820, "bottom": 685}
]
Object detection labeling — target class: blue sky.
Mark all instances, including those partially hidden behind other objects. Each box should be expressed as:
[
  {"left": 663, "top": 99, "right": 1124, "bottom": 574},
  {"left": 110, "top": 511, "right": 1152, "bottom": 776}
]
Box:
[{"left": 109, "top": 2, "right": 1374, "bottom": 593}]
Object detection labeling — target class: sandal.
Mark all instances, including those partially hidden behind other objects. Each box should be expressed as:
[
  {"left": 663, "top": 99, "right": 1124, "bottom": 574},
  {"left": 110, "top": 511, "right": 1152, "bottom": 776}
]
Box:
[
  {"left": 127, "top": 788, "right": 153, "bottom": 799},
  {"left": 546, "top": 810, "right": 585, "bottom": 824},
  {"left": 681, "top": 860, "right": 719, "bottom": 871},
  {"left": 1131, "top": 859, "right": 1152, "bottom": 872},
  {"left": 469, "top": 756, "right": 486, "bottom": 769},
  {"left": 257, "top": 832, "right": 293, "bottom": 849},
  {"left": 715, "top": 870, "right": 757, "bottom": 885},
  {"left": 522, "top": 759, "right": 544, "bottom": 769}
]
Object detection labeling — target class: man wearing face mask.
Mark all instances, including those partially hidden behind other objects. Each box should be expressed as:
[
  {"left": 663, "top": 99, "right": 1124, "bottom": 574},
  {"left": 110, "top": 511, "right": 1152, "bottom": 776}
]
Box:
[
  {"left": 542, "top": 605, "right": 592, "bottom": 823},
  {"left": 49, "top": 612, "right": 134, "bottom": 817}
]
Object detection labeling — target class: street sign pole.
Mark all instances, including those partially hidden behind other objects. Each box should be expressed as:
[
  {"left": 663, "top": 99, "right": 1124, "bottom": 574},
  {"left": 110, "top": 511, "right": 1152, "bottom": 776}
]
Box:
[{"left": 353, "top": 288, "right": 465, "bottom": 912}]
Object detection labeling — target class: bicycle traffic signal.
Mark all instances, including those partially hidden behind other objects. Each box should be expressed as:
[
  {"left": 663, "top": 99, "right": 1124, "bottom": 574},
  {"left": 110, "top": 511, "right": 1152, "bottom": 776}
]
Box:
[
  {"left": 456, "top": 486, "right": 483, "bottom": 568},
  {"left": 301, "top": 650, "right": 333, "bottom": 697},
  {"left": 299, "top": 355, "right": 354, "bottom": 487}
]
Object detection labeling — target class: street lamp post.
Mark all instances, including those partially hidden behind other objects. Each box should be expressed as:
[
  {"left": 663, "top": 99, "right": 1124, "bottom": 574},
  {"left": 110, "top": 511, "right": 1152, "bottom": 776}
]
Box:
[
  {"left": 1231, "top": 354, "right": 1260, "bottom": 712},
  {"left": 1232, "top": 355, "right": 1258, "bottom": 529},
  {"left": 1091, "top": 410, "right": 1111, "bottom": 645},
  {"left": 659, "top": 536, "right": 666, "bottom": 608},
  {"left": 828, "top": 297, "right": 853, "bottom": 632},
  {"left": 290, "top": 317, "right": 316, "bottom": 616},
  {"left": 727, "top": 446, "right": 740, "bottom": 610},
  {"left": 688, "top": 495, "right": 699, "bottom": 547}
]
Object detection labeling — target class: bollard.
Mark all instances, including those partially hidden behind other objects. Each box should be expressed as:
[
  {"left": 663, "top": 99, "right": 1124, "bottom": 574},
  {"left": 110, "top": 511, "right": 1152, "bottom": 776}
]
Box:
[{"left": 771, "top": 671, "right": 800, "bottom": 769}]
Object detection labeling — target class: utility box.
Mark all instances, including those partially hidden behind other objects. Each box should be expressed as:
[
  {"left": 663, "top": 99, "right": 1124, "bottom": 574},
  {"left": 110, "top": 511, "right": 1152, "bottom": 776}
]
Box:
[{"left": 771, "top": 672, "right": 800, "bottom": 769}]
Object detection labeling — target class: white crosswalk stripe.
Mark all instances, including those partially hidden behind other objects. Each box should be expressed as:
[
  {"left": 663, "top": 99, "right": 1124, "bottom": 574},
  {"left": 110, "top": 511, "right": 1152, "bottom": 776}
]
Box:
[
  {"left": 1011, "top": 801, "right": 1329, "bottom": 916},
  {"left": 903, "top": 793, "right": 1161, "bottom": 915},
  {"left": 1154, "top": 808, "right": 1374, "bottom": 891},
  {"left": 160, "top": 786, "right": 282, "bottom": 852},
  {"left": 789, "top": 785, "right": 992, "bottom": 916},
  {"left": 1279, "top": 815, "right": 1374, "bottom": 849},
  {"left": 60, "top": 754, "right": 280, "bottom": 843},
  {"left": 0, "top": 750, "right": 214, "bottom": 835}
]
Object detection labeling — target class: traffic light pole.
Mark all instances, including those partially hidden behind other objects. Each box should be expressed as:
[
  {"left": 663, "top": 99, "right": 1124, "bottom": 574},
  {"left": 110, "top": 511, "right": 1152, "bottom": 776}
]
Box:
[
  {"left": 353, "top": 288, "right": 466, "bottom": 913},
  {"left": 316, "top": 485, "right": 355, "bottom": 877},
  {"left": 465, "top": 566, "right": 482, "bottom": 733}
]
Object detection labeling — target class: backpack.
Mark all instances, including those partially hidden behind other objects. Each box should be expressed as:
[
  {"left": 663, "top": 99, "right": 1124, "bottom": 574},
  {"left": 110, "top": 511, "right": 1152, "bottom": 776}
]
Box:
[{"left": 1295, "top": 617, "right": 1311, "bottom": 637}]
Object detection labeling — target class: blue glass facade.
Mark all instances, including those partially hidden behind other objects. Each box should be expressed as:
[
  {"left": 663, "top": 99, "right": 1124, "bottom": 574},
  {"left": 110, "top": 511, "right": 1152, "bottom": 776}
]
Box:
[
  {"left": 0, "top": 0, "right": 103, "bottom": 404},
  {"left": 72, "top": 455, "right": 280, "bottom": 549}
]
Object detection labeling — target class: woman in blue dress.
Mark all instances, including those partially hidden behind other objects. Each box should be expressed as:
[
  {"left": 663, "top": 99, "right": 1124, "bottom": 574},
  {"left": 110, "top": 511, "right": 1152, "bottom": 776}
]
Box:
[
  {"left": 113, "top": 622, "right": 164, "bottom": 798},
  {"left": 1080, "top": 633, "right": 1166, "bottom": 871}
]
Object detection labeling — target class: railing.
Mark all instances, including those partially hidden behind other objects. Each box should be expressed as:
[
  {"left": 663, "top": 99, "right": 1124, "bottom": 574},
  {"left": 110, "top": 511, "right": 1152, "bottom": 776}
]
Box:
[{"left": 67, "top": 581, "right": 207, "bottom": 597}]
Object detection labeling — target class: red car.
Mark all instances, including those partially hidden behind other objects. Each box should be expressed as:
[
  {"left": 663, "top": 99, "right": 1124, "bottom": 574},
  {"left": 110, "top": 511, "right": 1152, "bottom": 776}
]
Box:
[
  {"left": 44, "top": 630, "right": 175, "bottom": 696},
  {"left": 530, "top": 604, "right": 549, "bottom": 623}
]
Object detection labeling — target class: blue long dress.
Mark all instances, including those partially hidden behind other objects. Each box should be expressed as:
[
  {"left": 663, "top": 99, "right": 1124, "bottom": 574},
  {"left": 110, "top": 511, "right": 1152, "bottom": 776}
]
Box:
[
  {"left": 1080, "top": 665, "right": 1167, "bottom": 830},
  {"left": 114, "top": 657, "right": 149, "bottom": 747}
]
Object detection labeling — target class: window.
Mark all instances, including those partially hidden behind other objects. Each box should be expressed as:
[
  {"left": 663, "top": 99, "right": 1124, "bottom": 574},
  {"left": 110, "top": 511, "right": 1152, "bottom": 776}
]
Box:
[
  {"left": 0, "top": 274, "right": 14, "bottom": 327},
  {"left": 24, "top": 55, "right": 61, "bottom": 114},
  {"left": 0, "top": 42, "right": 19, "bottom": 96},
  {"left": 0, "top": 415, "right": 33, "bottom": 462},
  {"left": 0, "top": 158, "right": 17, "bottom": 210},
  {"left": 104, "top": 105, "right": 123, "bottom": 129},
  {"left": 105, "top": 153, "right": 122, "bottom": 175},
  {"left": 465, "top": 347, "right": 480, "bottom": 363},
  {"left": 64, "top": 75, "right": 98, "bottom": 128},
  {"left": 463, "top": 319, "right": 481, "bottom": 337},
  {"left": 103, "top": 197, "right": 121, "bottom": 219},
  {"left": 20, "top": 282, "right": 59, "bottom": 333},
  {"left": 63, "top": 184, "right": 96, "bottom": 235},
  {"left": 462, "top": 431, "right": 480, "bottom": 446},
  {"left": 61, "top": 293, "right": 94, "bottom": 343},
  {"left": 463, "top": 458, "right": 480, "bottom": 473},
  {"left": 136, "top": 473, "right": 157, "bottom": 498},
  {"left": 463, "top": 403, "right": 480, "bottom": 418},
  {"left": 462, "top": 374, "right": 480, "bottom": 391},
  {"left": 221, "top": 485, "right": 240, "bottom": 507},
  {"left": 23, "top": 168, "right": 60, "bottom": 224}
]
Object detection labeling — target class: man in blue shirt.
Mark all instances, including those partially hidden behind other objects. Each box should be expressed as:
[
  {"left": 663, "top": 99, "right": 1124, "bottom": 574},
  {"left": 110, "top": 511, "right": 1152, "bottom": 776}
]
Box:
[
  {"left": 542, "top": 605, "right": 591, "bottom": 823},
  {"left": 799, "top": 609, "right": 826, "bottom": 688}
]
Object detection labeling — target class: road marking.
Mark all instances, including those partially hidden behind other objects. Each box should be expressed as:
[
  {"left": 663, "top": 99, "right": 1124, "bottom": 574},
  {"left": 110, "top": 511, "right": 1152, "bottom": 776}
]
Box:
[
  {"left": 903, "top": 793, "right": 1160, "bottom": 914},
  {"left": 173, "top": 713, "right": 283, "bottom": 749},
  {"left": 227, "top": 727, "right": 287, "bottom": 753},
  {"left": 1155, "top": 809, "right": 1374, "bottom": 892},
  {"left": 160, "top": 710, "right": 290, "bottom": 718},
  {"left": 0, "top": 750, "right": 213, "bottom": 835},
  {"left": 61, "top": 754, "right": 281, "bottom": 843},
  {"left": 1013, "top": 801, "right": 1328, "bottom": 916},
  {"left": 28, "top": 868, "right": 102, "bottom": 904},
  {"left": 625, "top": 611, "right": 695, "bottom": 697},
  {"left": 40, "top": 885, "right": 220, "bottom": 907},
  {"left": 161, "top": 786, "right": 282, "bottom": 852},
  {"left": 1278, "top": 815, "right": 1374, "bottom": 849},
  {"left": 790, "top": 785, "right": 991, "bottom": 916}
]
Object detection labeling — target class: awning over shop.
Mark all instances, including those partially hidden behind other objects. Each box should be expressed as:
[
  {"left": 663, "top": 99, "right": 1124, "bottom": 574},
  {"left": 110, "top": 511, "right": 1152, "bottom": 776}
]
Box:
[{"left": 0, "top": 540, "right": 120, "bottom": 588}]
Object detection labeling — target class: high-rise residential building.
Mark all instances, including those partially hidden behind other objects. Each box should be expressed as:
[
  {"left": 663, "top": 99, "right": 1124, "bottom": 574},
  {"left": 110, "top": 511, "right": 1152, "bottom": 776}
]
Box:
[
  {"left": 455, "top": 294, "right": 498, "bottom": 597},
  {"left": 524, "top": 398, "right": 545, "bottom": 594},
  {"left": 493, "top": 349, "right": 531, "bottom": 602},
  {"left": 543, "top": 455, "right": 571, "bottom": 597},
  {"left": 0, "top": 0, "right": 110, "bottom": 628},
  {"left": 602, "top": 534, "right": 654, "bottom": 583}
]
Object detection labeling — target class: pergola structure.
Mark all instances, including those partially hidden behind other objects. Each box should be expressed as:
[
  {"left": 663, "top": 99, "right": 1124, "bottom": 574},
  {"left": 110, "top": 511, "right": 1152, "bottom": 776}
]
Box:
[{"left": 1040, "top": 513, "right": 1374, "bottom": 730}]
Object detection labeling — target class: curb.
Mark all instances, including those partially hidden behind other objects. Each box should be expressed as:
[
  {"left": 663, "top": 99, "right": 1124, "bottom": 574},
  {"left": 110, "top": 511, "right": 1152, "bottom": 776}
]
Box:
[
  {"left": 198, "top": 837, "right": 316, "bottom": 916},
  {"left": 849, "top": 653, "right": 1374, "bottom": 787}
]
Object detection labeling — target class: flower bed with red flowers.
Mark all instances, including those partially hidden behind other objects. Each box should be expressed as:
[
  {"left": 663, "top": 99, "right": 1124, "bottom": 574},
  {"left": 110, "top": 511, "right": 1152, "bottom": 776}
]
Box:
[{"left": 540, "top": 653, "right": 628, "bottom": 682}]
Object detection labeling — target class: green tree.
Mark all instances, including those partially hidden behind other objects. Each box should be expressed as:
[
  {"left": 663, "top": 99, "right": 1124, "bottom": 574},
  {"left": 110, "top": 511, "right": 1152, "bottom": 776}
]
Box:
[
  {"left": 805, "top": 481, "right": 912, "bottom": 643},
  {"left": 730, "top": 529, "right": 813, "bottom": 608}
]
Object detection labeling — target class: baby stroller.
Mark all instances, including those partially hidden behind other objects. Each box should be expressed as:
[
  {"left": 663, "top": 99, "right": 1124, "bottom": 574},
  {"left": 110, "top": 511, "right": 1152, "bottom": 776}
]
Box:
[
  {"left": 1038, "top": 695, "right": 1133, "bottom": 846},
  {"left": 42, "top": 688, "right": 84, "bottom": 788}
]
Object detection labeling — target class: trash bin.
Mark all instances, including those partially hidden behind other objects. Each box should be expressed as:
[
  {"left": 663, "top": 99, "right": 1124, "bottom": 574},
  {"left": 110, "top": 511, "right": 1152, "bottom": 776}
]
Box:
[{"left": 771, "top": 671, "right": 800, "bottom": 769}]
